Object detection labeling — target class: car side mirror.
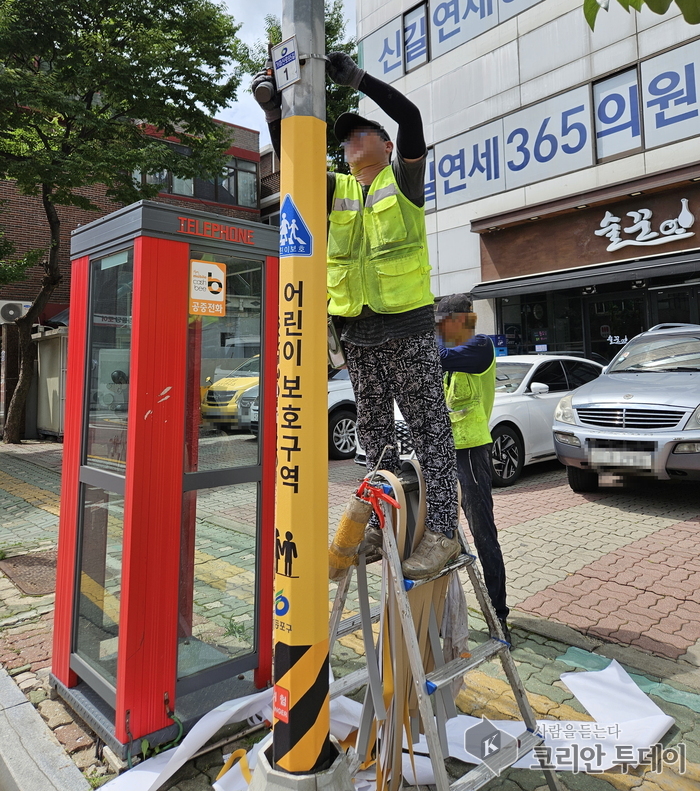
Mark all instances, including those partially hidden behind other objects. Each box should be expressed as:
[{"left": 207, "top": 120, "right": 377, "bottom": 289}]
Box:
[{"left": 529, "top": 381, "right": 550, "bottom": 395}]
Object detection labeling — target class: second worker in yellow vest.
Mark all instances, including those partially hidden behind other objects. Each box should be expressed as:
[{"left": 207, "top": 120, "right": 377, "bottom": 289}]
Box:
[{"left": 436, "top": 294, "right": 511, "bottom": 644}]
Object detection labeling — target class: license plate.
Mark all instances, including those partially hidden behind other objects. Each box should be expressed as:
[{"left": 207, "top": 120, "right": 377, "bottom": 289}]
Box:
[{"left": 589, "top": 450, "right": 652, "bottom": 468}]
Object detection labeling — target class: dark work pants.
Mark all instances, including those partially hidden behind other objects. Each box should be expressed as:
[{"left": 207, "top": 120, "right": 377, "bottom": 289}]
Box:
[
  {"left": 456, "top": 443, "right": 509, "bottom": 620},
  {"left": 344, "top": 332, "right": 459, "bottom": 536}
]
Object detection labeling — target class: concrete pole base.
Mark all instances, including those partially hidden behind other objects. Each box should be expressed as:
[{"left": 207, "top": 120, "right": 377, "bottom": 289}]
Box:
[{"left": 249, "top": 738, "right": 354, "bottom": 791}]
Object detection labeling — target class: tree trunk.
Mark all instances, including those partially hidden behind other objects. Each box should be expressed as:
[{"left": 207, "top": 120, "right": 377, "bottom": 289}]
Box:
[{"left": 2, "top": 187, "right": 62, "bottom": 444}]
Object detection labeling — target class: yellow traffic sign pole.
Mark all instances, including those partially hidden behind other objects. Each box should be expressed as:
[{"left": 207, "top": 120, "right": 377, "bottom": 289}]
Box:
[{"left": 272, "top": 0, "right": 331, "bottom": 775}]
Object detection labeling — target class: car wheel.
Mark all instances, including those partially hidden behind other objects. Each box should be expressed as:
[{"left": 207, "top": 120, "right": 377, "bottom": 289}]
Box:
[
  {"left": 566, "top": 465, "right": 598, "bottom": 493},
  {"left": 329, "top": 409, "right": 357, "bottom": 460},
  {"left": 491, "top": 425, "right": 524, "bottom": 487}
]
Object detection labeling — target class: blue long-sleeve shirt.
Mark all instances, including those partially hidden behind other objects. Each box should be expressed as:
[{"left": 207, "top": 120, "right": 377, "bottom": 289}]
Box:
[{"left": 438, "top": 334, "right": 495, "bottom": 375}]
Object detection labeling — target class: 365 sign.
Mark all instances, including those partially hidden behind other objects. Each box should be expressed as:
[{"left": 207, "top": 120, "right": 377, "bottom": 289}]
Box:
[{"left": 433, "top": 85, "right": 594, "bottom": 207}]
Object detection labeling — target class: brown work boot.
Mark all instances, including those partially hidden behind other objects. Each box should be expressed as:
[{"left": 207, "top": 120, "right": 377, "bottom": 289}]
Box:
[
  {"left": 401, "top": 529, "right": 461, "bottom": 580},
  {"left": 359, "top": 524, "right": 383, "bottom": 563}
]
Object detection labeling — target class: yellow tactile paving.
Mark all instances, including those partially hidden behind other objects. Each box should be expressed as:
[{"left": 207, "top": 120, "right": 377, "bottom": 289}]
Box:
[
  {"left": 0, "top": 470, "right": 61, "bottom": 515},
  {"left": 192, "top": 549, "right": 256, "bottom": 604},
  {"left": 79, "top": 571, "right": 120, "bottom": 624}
]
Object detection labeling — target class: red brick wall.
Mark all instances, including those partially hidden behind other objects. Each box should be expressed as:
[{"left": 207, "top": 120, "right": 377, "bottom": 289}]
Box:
[
  {"left": 260, "top": 149, "right": 280, "bottom": 179},
  {"left": 0, "top": 181, "right": 115, "bottom": 305},
  {"left": 261, "top": 172, "right": 281, "bottom": 200},
  {"left": 228, "top": 125, "right": 260, "bottom": 154}
]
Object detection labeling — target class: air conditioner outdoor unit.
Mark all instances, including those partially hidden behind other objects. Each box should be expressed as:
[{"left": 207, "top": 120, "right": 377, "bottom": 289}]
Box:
[{"left": 0, "top": 301, "right": 32, "bottom": 324}]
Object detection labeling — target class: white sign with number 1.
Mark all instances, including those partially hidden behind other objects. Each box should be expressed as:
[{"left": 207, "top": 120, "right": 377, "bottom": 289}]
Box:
[{"left": 272, "top": 36, "right": 301, "bottom": 91}]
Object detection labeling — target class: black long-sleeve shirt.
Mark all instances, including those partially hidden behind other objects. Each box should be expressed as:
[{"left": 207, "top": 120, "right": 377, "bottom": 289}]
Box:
[
  {"left": 439, "top": 335, "right": 495, "bottom": 375},
  {"left": 267, "top": 72, "right": 426, "bottom": 165}
]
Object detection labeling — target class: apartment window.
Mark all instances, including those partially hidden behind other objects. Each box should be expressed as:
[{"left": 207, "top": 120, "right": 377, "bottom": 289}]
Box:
[
  {"left": 136, "top": 154, "right": 258, "bottom": 208},
  {"left": 235, "top": 160, "right": 258, "bottom": 208}
]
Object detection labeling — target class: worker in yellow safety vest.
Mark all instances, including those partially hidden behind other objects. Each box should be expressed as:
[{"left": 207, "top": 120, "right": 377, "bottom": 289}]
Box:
[
  {"left": 435, "top": 294, "right": 511, "bottom": 644},
  {"left": 252, "top": 53, "right": 460, "bottom": 578}
]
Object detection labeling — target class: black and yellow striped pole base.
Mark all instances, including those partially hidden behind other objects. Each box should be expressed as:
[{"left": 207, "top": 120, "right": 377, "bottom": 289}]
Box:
[{"left": 272, "top": 642, "right": 330, "bottom": 772}]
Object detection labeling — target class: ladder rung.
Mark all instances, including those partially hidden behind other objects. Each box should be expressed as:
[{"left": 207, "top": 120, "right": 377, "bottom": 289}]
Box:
[
  {"left": 425, "top": 639, "right": 507, "bottom": 693},
  {"left": 330, "top": 667, "right": 369, "bottom": 699},
  {"left": 336, "top": 603, "right": 381, "bottom": 639},
  {"left": 404, "top": 553, "right": 475, "bottom": 591},
  {"left": 450, "top": 730, "right": 542, "bottom": 791}
]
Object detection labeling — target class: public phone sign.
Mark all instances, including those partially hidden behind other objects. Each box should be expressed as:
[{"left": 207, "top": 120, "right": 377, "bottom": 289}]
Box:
[{"left": 189, "top": 259, "right": 226, "bottom": 317}]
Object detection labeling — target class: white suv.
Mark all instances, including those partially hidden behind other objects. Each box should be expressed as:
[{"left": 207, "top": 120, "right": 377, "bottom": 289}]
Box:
[
  {"left": 251, "top": 368, "right": 357, "bottom": 460},
  {"left": 553, "top": 324, "right": 700, "bottom": 491}
]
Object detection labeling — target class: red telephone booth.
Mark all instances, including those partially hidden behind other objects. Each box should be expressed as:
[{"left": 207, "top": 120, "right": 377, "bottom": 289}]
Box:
[{"left": 52, "top": 201, "right": 278, "bottom": 756}]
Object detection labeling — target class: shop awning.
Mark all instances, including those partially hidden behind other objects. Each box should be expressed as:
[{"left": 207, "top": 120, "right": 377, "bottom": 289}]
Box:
[{"left": 471, "top": 249, "right": 700, "bottom": 300}]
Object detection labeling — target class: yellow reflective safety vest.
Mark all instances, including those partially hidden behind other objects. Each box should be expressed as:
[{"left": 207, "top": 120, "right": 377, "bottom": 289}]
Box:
[
  {"left": 444, "top": 350, "right": 496, "bottom": 450},
  {"left": 327, "top": 166, "right": 433, "bottom": 317}
]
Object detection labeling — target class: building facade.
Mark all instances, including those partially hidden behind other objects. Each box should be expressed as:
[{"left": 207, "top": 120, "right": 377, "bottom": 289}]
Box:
[
  {"left": 0, "top": 121, "right": 261, "bottom": 435},
  {"left": 356, "top": 0, "right": 700, "bottom": 360},
  {"left": 0, "top": 121, "right": 261, "bottom": 320}
]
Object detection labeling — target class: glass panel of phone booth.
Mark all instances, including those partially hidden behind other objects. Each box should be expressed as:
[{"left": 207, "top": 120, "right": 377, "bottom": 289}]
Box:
[
  {"left": 84, "top": 250, "right": 133, "bottom": 473},
  {"left": 74, "top": 486, "right": 125, "bottom": 688},
  {"left": 180, "top": 254, "right": 265, "bottom": 683},
  {"left": 178, "top": 482, "right": 258, "bottom": 678},
  {"left": 186, "top": 255, "right": 262, "bottom": 472}
]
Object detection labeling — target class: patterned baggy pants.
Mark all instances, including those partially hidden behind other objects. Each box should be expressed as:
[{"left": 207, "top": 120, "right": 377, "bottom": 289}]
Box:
[{"left": 344, "top": 332, "right": 459, "bottom": 535}]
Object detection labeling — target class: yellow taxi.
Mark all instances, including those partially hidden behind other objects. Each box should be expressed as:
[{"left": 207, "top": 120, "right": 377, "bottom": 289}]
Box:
[{"left": 200, "top": 356, "right": 260, "bottom": 431}]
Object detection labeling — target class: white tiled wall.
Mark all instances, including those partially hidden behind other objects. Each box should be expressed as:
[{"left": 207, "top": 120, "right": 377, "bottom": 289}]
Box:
[{"left": 356, "top": 0, "right": 700, "bottom": 292}]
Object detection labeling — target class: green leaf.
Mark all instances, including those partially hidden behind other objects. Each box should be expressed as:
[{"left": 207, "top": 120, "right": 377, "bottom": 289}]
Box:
[
  {"left": 141, "top": 739, "right": 150, "bottom": 757},
  {"left": 628, "top": 0, "right": 644, "bottom": 11},
  {"left": 643, "top": 0, "right": 675, "bottom": 14},
  {"left": 675, "top": 0, "right": 700, "bottom": 23},
  {"left": 584, "top": 0, "right": 602, "bottom": 28}
]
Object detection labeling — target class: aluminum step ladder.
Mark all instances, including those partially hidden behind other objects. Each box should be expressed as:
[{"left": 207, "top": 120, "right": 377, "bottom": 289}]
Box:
[{"left": 329, "top": 468, "right": 563, "bottom": 791}]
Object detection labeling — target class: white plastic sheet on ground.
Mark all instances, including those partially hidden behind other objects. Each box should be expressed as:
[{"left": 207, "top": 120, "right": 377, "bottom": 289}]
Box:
[
  {"left": 103, "top": 658, "right": 674, "bottom": 790},
  {"left": 101, "top": 688, "right": 274, "bottom": 791},
  {"left": 417, "top": 659, "right": 674, "bottom": 774}
]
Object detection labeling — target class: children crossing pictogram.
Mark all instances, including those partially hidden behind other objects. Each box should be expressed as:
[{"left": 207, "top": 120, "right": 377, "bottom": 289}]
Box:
[{"left": 279, "top": 194, "right": 313, "bottom": 257}]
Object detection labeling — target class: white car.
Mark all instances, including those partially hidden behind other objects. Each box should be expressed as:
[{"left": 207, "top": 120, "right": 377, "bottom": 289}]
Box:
[
  {"left": 250, "top": 368, "right": 357, "bottom": 460},
  {"left": 356, "top": 354, "right": 603, "bottom": 486}
]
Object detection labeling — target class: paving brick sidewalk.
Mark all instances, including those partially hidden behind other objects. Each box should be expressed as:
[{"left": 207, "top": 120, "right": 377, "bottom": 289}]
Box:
[{"left": 1, "top": 442, "right": 700, "bottom": 790}]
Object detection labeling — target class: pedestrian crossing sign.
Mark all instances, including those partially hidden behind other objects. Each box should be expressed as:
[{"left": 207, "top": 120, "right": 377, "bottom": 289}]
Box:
[{"left": 279, "top": 194, "right": 313, "bottom": 258}]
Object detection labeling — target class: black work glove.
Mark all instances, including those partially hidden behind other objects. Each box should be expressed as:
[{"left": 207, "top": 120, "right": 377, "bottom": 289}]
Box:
[
  {"left": 251, "top": 70, "right": 281, "bottom": 123},
  {"left": 326, "top": 52, "right": 365, "bottom": 90}
]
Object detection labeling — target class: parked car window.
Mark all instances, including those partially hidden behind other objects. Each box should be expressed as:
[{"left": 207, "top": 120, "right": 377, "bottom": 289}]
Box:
[
  {"left": 495, "top": 362, "right": 533, "bottom": 393},
  {"left": 608, "top": 334, "right": 700, "bottom": 373},
  {"left": 329, "top": 368, "right": 351, "bottom": 381},
  {"left": 530, "top": 360, "right": 568, "bottom": 392},
  {"left": 562, "top": 360, "right": 601, "bottom": 388}
]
